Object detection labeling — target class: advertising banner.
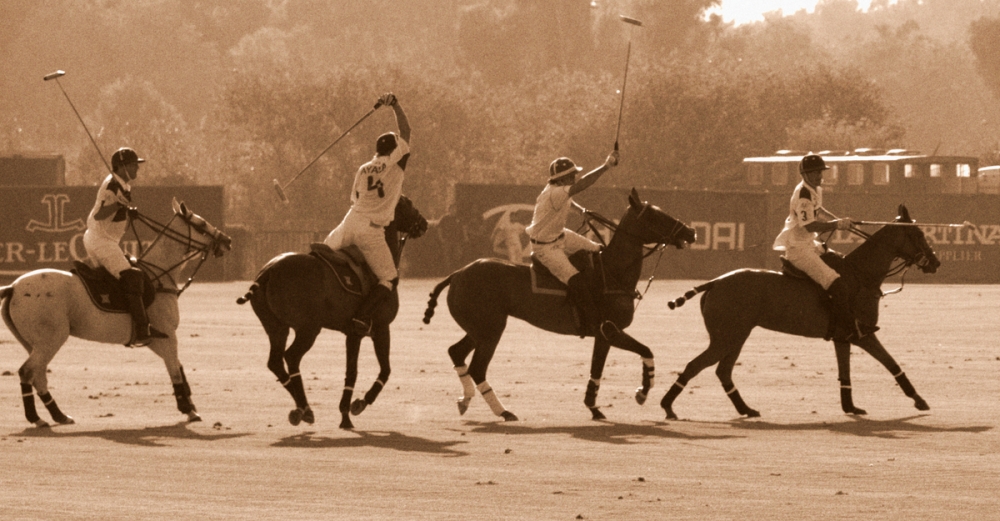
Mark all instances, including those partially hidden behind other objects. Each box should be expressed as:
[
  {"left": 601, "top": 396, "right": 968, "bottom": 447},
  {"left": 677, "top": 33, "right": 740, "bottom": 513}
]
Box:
[{"left": 0, "top": 186, "right": 225, "bottom": 283}]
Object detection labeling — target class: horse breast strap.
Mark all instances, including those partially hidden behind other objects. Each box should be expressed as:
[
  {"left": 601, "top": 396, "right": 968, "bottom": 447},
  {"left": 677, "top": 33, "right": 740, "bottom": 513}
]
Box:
[{"left": 308, "top": 243, "right": 371, "bottom": 296}]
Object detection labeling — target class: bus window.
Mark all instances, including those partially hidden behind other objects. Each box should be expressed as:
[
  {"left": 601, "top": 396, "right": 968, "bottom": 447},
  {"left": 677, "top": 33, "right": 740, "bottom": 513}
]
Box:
[
  {"left": 848, "top": 164, "right": 864, "bottom": 185},
  {"left": 771, "top": 163, "right": 787, "bottom": 185},
  {"left": 930, "top": 164, "right": 942, "bottom": 177},
  {"left": 748, "top": 163, "right": 763, "bottom": 185},
  {"left": 873, "top": 163, "right": 890, "bottom": 185},
  {"left": 904, "top": 164, "right": 916, "bottom": 178},
  {"left": 957, "top": 163, "right": 971, "bottom": 177}
]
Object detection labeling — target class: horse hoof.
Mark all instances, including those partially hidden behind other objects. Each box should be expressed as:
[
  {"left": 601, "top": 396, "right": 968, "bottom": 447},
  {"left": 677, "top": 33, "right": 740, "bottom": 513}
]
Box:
[
  {"left": 33, "top": 419, "right": 51, "bottom": 428},
  {"left": 848, "top": 407, "right": 867, "bottom": 415},
  {"left": 500, "top": 411, "right": 518, "bottom": 422},
  {"left": 745, "top": 409, "right": 761, "bottom": 418},
  {"left": 457, "top": 398, "right": 471, "bottom": 415},
  {"left": 635, "top": 388, "right": 648, "bottom": 406},
  {"left": 302, "top": 408, "right": 315, "bottom": 424},
  {"left": 663, "top": 408, "right": 678, "bottom": 421},
  {"left": 350, "top": 399, "right": 368, "bottom": 416},
  {"left": 288, "top": 409, "right": 303, "bottom": 426},
  {"left": 187, "top": 412, "right": 202, "bottom": 422},
  {"left": 56, "top": 415, "right": 76, "bottom": 425},
  {"left": 340, "top": 416, "right": 354, "bottom": 430},
  {"left": 913, "top": 396, "right": 930, "bottom": 411},
  {"left": 589, "top": 407, "right": 606, "bottom": 421}
]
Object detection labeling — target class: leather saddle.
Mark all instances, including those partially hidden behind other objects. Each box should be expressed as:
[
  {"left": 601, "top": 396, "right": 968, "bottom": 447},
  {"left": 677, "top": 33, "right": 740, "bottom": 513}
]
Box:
[
  {"left": 529, "top": 250, "right": 595, "bottom": 297},
  {"left": 71, "top": 261, "right": 155, "bottom": 313},
  {"left": 780, "top": 250, "right": 847, "bottom": 283},
  {"left": 309, "top": 243, "right": 374, "bottom": 297}
]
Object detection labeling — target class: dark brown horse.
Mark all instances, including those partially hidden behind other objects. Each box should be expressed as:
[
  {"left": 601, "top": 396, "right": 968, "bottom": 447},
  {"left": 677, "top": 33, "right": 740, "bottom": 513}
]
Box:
[
  {"left": 661, "top": 205, "right": 940, "bottom": 420},
  {"left": 236, "top": 195, "right": 426, "bottom": 429},
  {"left": 423, "top": 189, "right": 696, "bottom": 421}
]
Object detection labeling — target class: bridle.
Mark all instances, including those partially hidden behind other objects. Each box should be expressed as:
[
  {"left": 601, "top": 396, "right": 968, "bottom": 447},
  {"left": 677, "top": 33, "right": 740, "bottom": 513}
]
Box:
[
  {"left": 827, "top": 224, "right": 935, "bottom": 296},
  {"left": 125, "top": 210, "right": 226, "bottom": 296}
]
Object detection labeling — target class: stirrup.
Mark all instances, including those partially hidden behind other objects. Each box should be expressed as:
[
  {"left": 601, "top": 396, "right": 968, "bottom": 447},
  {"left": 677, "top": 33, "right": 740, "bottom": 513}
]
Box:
[
  {"left": 132, "top": 325, "right": 169, "bottom": 347},
  {"left": 351, "top": 317, "right": 372, "bottom": 337}
]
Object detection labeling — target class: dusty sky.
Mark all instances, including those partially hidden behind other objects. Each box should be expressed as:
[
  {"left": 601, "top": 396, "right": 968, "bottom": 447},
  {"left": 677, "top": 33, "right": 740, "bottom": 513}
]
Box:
[{"left": 710, "top": 0, "right": 876, "bottom": 25}]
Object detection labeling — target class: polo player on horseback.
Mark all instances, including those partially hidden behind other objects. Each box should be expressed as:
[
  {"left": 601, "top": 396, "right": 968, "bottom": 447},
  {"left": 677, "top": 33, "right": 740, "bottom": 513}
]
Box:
[
  {"left": 525, "top": 150, "right": 619, "bottom": 337},
  {"left": 773, "top": 153, "right": 872, "bottom": 342},
  {"left": 323, "top": 92, "right": 410, "bottom": 337},
  {"left": 82, "top": 146, "right": 168, "bottom": 347}
]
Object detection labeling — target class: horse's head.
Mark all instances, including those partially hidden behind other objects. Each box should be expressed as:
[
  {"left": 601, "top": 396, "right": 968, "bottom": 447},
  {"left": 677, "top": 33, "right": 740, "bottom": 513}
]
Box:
[
  {"left": 624, "top": 188, "right": 697, "bottom": 249},
  {"left": 892, "top": 204, "right": 940, "bottom": 274},
  {"left": 171, "top": 198, "right": 233, "bottom": 258},
  {"left": 393, "top": 194, "right": 428, "bottom": 239}
]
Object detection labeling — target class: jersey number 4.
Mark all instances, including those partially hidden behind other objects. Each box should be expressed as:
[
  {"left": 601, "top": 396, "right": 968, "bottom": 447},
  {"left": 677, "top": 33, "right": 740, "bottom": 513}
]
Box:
[{"left": 366, "top": 176, "right": 385, "bottom": 198}]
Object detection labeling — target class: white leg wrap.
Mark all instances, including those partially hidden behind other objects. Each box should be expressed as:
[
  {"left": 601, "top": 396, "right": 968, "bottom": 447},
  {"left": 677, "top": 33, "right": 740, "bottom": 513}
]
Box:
[
  {"left": 642, "top": 357, "right": 655, "bottom": 368},
  {"left": 456, "top": 366, "right": 476, "bottom": 399},
  {"left": 477, "top": 381, "right": 507, "bottom": 416},
  {"left": 590, "top": 377, "right": 601, "bottom": 386}
]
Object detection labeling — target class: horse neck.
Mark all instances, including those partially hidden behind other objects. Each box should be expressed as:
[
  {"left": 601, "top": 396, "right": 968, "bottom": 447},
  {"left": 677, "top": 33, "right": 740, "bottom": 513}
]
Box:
[
  {"left": 601, "top": 213, "right": 645, "bottom": 287},
  {"left": 141, "top": 236, "right": 195, "bottom": 291},
  {"left": 844, "top": 229, "right": 898, "bottom": 287}
]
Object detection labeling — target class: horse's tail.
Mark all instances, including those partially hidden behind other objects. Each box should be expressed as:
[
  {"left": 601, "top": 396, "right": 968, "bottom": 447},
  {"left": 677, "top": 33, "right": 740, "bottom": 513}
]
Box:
[
  {"left": 667, "top": 280, "right": 716, "bottom": 310},
  {"left": 422, "top": 275, "right": 454, "bottom": 324},
  {"left": 235, "top": 283, "right": 258, "bottom": 305}
]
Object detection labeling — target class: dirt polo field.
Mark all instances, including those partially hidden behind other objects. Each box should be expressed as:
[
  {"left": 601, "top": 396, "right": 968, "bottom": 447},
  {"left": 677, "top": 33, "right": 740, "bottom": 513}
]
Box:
[{"left": 2, "top": 279, "right": 998, "bottom": 520}]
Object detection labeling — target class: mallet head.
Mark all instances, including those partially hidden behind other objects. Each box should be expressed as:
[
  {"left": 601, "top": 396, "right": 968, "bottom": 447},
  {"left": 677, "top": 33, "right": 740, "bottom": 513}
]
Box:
[
  {"left": 273, "top": 178, "right": 290, "bottom": 204},
  {"left": 43, "top": 70, "right": 66, "bottom": 81},
  {"left": 619, "top": 15, "right": 643, "bottom": 27}
]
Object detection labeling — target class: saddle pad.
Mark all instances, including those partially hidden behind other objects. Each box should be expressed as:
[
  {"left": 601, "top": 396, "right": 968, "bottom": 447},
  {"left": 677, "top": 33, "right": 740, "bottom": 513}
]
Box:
[
  {"left": 308, "top": 243, "right": 369, "bottom": 296},
  {"left": 71, "top": 261, "right": 153, "bottom": 313}
]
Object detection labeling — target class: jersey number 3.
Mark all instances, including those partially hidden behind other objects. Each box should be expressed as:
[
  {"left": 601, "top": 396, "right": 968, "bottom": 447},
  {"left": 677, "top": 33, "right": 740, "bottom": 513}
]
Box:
[{"left": 366, "top": 176, "right": 385, "bottom": 198}]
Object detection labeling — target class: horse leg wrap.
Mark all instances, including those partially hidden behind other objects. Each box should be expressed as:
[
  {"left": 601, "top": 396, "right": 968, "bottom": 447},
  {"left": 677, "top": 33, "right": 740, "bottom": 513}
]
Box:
[
  {"left": 724, "top": 386, "right": 758, "bottom": 417},
  {"left": 839, "top": 382, "right": 856, "bottom": 413},
  {"left": 339, "top": 387, "right": 354, "bottom": 415},
  {"left": 477, "top": 381, "right": 507, "bottom": 416},
  {"left": 38, "top": 392, "right": 72, "bottom": 424},
  {"left": 21, "top": 383, "right": 41, "bottom": 425},
  {"left": 894, "top": 372, "right": 916, "bottom": 397},
  {"left": 283, "top": 372, "right": 308, "bottom": 409},
  {"left": 364, "top": 379, "right": 385, "bottom": 405},
  {"left": 661, "top": 379, "right": 685, "bottom": 407},
  {"left": 584, "top": 378, "right": 601, "bottom": 409},
  {"left": 455, "top": 366, "right": 476, "bottom": 400},
  {"left": 641, "top": 358, "right": 655, "bottom": 390}
]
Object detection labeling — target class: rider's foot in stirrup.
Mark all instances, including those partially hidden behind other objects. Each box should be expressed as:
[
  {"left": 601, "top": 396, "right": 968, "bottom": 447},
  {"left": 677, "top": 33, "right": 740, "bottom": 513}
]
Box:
[
  {"left": 133, "top": 325, "right": 169, "bottom": 347},
  {"left": 352, "top": 317, "right": 372, "bottom": 337}
]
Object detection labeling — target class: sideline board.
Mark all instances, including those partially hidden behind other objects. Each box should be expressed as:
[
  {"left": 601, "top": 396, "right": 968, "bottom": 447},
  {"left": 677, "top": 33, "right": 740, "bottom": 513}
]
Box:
[
  {"left": 403, "top": 184, "right": 1000, "bottom": 284},
  {"left": 0, "top": 186, "right": 225, "bottom": 283}
]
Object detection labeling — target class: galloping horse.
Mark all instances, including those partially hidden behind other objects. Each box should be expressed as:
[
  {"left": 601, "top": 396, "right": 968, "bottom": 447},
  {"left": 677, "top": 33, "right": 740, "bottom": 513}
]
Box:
[
  {"left": 237, "top": 195, "right": 426, "bottom": 429},
  {"left": 1, "top": 199, "right": 232, "bottom": 427},
  {"left": 661, "top": 205, "right": 940, "bottom": 420},
  {"left": 423, "top": 189, "right": 696, "bottom": 421}
]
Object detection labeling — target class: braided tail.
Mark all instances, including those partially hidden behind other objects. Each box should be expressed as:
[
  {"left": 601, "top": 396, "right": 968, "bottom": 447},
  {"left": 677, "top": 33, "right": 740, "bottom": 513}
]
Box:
[
  {"left": 423, "top": 275, "right": 454, "bottom": 324},
  {"left": 667, "top": 280, "right": 716, "bottom": 310},
  {"left": 235, "top": 282, "right": 258, "bottom": 305}
]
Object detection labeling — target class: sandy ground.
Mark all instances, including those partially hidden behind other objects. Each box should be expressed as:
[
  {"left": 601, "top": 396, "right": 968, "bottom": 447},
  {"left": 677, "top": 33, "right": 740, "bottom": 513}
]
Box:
[{"left": 1, "top": 278, "right": 998, "bottom": 520}]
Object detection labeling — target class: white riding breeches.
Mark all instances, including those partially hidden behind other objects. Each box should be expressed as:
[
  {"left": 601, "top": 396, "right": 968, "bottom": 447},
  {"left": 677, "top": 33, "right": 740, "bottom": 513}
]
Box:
[
  {"left": 784, "top": 244, "right": 840, "bottom": 290},
  {"left": 530, "top": 229, "right": 601, "bottom": 284},
  {"left": 83, "top": 230, "right": 130, "bottom": 278},
  {"left": 324, "top": 211, "right": 397, "bottom": 287}
]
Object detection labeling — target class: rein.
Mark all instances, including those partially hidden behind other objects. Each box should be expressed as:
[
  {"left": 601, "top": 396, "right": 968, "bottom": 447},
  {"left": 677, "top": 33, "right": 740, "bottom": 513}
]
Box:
[
  {"left": 821, "top": 225, "right": 925, "bottom": 298},
  {"left": 125, "top": 211, "right": 217, "bottom": 296}
]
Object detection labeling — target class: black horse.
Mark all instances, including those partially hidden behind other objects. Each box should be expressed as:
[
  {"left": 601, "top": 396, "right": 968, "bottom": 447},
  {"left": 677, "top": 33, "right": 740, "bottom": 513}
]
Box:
[
  {"left": 423, "top": 189, "right": 696, "bottom": 420},
  {"left": 237, "top": 195, "right": 427, "bottom": 429},
  {"left": 662, "top": 205, "right": 940, "bottom": 419}
]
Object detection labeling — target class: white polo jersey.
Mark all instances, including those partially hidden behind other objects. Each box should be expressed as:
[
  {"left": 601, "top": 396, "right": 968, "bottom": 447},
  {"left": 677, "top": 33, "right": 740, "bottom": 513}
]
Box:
[
  {"left": 86, "top": 173, "right": 132, "bottom": 241},
  {"left": 525, "top": 183, "right": 572, "bottom": 243},
  {"left": 773, "top": 180, "right": 823, "bottom": 251},
  {"left": 350, "top": 137, "right": 410, "bottom": 227}
]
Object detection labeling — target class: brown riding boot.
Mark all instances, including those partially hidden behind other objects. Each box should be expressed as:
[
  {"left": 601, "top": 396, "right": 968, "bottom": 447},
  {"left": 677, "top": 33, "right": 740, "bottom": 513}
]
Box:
[
  {"left": 827, "top": 277, "right": 864, "bottom": 343},
  {"left": 352, "top": 284, "right": 393, "bottom": 337},
  {"left": 567, "top": 273, "right": 600, "bottom": 338},
  {"left": 120, "top": 268, "right": 168, "bottom": 347}
]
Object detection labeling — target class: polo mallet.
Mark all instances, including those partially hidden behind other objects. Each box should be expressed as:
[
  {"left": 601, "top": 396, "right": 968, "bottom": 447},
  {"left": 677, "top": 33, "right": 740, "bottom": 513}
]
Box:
[
  {"left": 855, "top": 220, "right": 975, "bottom": 228},
  {"left": 44, "top": 70, "right": 112, "bottom": 172},
  {"left": 273, "top": 100, "right": 384, "bottom": 203},
  {"left": 614, "top": 15, "right": 643, "bottom": 152}
]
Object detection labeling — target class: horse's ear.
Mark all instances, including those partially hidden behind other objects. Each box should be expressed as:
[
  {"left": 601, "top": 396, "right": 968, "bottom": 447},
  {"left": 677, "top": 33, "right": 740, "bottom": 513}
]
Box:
[
  {"left": 897, "top": 204, "right": 912, "bottom": 223},
  {"left": 629, "top": 188, "right": 641, "bottom": 208},
  {"left": 171, "top": 197, "right": 182, "bottom": 215}
]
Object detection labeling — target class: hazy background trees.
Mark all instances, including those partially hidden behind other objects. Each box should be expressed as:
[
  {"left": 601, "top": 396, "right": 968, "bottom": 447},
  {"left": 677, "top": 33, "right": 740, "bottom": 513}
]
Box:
[{"left": 3, "top": 0, "right": 999, "bottom": 226}]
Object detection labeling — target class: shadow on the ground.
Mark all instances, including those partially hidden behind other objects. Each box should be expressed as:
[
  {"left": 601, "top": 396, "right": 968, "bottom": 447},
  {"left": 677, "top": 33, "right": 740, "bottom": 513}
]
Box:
[
  {"left": 460, "top": 420, "right": 742, "bottom": 444},
  {"left": 272, "top": 430, "right": 469, "bottom": 457},
  {"left": 16, "top": 421, "right": 249, "bottom": 447},
  {"left": 726, "top": 414, "right": 993, "bottom": 439}
]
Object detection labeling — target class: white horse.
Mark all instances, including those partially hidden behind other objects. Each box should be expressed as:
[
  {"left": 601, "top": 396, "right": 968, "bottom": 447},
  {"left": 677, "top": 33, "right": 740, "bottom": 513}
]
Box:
[{"left": 1, "top": 198, "right": 231, "bottom": 427}]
